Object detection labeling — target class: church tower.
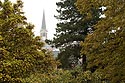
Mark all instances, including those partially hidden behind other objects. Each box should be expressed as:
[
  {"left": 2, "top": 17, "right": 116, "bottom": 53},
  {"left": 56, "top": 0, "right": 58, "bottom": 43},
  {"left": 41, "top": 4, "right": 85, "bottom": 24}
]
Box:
[
  {"left": 40, "top": 10, "right": 47, "bottom": 41},
  {"left": 40, "top": 10, "right": 59, "bottom": 58}
]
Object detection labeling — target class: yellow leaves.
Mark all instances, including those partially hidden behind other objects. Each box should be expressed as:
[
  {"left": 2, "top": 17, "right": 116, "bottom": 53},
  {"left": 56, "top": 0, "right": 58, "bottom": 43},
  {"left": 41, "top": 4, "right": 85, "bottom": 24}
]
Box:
[
  {"left": 0, "top": 35, "right": 2, "bottom": 41},
  {"left": 83, "top": 70, "right": 92, "bottom": 80},
  {"left": 76, "top": 0, "right": 98, "bottom": 21},
  {"left": 0, "top": 73, "right": 4, "bottom": 79},
  {"left": 0, "top": 0, "right": 61, "bottom": 83},
  {"left": 76, "top": 0, "right": 92, "bottom": 12},
  {"left": 77, "top": 0, "right": 125, "bottom": 82}
]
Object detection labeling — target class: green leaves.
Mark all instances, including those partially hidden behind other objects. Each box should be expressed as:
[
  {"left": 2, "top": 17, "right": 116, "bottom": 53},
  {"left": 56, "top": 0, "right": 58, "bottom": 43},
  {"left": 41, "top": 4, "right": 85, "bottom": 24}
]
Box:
[
  {"left": 0, "top": 0, "right": 58, "bottom": 82},
  {"left": 76, "top": 0, "right": 125, "bottom": 82}
]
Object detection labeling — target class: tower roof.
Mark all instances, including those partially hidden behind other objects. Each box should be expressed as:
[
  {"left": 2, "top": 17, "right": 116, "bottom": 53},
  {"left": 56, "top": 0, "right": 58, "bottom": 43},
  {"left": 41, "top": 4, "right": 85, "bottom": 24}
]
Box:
[
  {"left": 40, "top": 10, "right": 47, "bottom": 40},
  {"left": 41, "top": 10, "right": 46, "bottom": 30}
]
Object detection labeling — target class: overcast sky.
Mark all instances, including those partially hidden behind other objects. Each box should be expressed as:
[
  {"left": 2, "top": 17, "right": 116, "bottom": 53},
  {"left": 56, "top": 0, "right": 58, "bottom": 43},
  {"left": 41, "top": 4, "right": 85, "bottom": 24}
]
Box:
[{"left": 10, "top": 0, "right": 60, "bottom": 39}]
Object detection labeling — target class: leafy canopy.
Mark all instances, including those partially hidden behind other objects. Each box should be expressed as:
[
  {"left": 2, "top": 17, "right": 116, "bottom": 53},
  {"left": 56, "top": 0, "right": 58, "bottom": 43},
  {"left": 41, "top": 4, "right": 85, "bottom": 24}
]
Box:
[
  {"left": 76, "top": 0, "right": 125, "bottom": 82},
  {"left": 0, "top": 0, "right": 58, "bottom": 82}
]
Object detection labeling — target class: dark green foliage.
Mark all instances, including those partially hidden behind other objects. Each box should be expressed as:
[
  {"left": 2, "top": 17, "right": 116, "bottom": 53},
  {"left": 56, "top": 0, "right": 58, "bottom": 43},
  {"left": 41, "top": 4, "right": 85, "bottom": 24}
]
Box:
[{"left": 48, "top": 0, "right": 100, "bottom": 69}]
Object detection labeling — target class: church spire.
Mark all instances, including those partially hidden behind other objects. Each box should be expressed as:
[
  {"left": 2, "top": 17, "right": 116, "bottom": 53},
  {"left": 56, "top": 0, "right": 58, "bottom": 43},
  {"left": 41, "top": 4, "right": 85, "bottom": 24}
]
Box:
[
  {"left": 40, "top": 10, "right": 47, "bottom": 41},
  {"left": 41, "top": 10, "right": 46, "bottom": 30}
]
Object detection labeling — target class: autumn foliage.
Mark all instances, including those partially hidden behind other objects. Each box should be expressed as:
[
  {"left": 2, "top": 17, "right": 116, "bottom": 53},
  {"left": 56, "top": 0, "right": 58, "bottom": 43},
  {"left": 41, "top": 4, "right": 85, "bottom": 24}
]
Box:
[
  {"left": 0, "top": 0, "right": 58, "bottom": 82},
  {"left": 76, "top": 0, "right": 125, "bottom": 82}
]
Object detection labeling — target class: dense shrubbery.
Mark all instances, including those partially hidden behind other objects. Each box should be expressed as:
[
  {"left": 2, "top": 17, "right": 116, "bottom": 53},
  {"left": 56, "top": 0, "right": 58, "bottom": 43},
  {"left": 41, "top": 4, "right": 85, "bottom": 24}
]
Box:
[{"left": 23, "top": 66, "right": 110, "bottom": 83}]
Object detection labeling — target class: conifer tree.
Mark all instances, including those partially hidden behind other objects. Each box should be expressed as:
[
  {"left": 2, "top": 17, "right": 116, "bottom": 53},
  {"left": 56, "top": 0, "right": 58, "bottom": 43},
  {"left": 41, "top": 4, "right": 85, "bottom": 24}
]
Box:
[
  {"left": 76, "top": 0, "right": 125, "bottom": 82},
  {"left": 48, "top": 0, "right": 100, "bottom": 68}
]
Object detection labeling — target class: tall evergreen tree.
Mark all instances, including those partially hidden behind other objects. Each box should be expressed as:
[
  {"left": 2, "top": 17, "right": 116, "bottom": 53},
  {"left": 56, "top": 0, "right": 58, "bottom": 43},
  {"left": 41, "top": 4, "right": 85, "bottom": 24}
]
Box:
[
  {"left": 0, "top": 0, "right": 57, "bottom": 82},
  {"left": 48, "top": 0, "right": 100, "bottom": 68},
  {"left": 76, "top": 0, "right": 125, "bottom": 82}
]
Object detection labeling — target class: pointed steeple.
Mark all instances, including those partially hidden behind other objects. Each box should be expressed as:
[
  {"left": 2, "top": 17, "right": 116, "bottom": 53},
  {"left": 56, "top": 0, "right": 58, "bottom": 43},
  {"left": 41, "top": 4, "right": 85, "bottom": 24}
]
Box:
[
  {"left": 40, "top": 10, "right": 47, "bottom": 41},
  {"left": 41, "top": 10, "right": 46, "bottom": 30}
]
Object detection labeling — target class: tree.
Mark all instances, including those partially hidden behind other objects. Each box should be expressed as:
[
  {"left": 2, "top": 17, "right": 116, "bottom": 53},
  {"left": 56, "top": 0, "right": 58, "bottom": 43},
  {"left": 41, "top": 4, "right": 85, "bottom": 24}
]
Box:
[
  {"left": 76, "top": 0, "right": 125, "bottom": 82},
  {"left": 0, "top": 0, "right": 58, "bottom": 82},
  {"left": 47, "top": 0, "right": 100, "bottom": 69}
]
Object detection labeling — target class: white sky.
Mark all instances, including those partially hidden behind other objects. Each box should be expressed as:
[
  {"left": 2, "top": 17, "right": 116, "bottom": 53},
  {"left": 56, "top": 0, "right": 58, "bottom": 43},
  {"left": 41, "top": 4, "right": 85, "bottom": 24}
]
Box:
[{"left": 10, "top": 0, "right": 60, "bottom": 39}]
